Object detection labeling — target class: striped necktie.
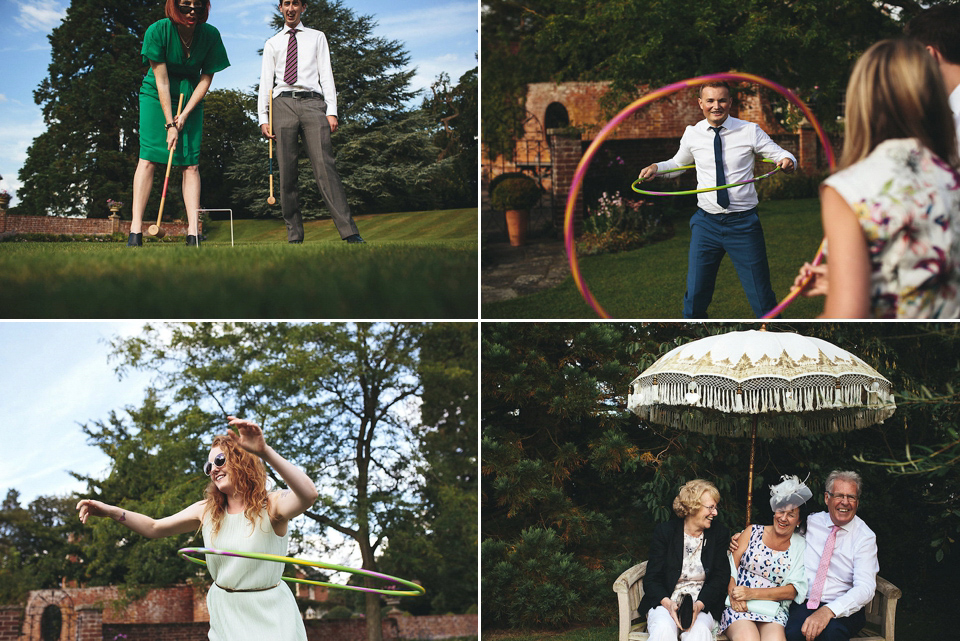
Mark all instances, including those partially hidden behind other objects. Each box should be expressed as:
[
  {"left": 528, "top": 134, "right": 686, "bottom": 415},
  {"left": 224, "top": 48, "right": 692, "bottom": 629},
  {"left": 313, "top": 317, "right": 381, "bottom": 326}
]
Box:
[
  {"left": 284, "top": 29, "right": 298, "bottom": 85},
  {"left": 710, "top": 126, "right": 730, "bottom": 209}
]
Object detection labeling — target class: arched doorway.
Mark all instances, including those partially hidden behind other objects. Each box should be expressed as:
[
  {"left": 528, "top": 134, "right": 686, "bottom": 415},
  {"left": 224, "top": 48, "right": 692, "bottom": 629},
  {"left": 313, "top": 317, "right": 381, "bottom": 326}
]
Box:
[
  {"left": 40, "top": 604, "right": 62, "bottom": 641},
  {"left": 544, "top": 102, "right": 570, "bottom": 130}
]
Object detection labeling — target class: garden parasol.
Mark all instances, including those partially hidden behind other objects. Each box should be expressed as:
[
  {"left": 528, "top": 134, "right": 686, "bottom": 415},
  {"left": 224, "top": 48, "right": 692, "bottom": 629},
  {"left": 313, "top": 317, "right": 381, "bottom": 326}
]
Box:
[{"left": 627, "top": 328, "right": 896, "bottom": 527}]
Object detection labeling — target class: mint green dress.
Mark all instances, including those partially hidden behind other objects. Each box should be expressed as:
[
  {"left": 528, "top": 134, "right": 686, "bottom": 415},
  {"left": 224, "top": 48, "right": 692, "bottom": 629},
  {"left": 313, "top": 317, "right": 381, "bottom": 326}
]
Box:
[
  {"left": 202, "top": 507, "right": 307, "bottom": 640},
  {"left": 139, "top": 19, "right": 230, "bottom": 165}
]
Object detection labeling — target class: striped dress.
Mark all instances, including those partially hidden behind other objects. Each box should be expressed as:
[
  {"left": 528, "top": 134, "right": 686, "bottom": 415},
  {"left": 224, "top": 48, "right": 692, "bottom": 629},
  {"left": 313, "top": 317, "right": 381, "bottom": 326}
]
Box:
[{"left": 202, "top": 506, "right": 307, "bottom": 641}]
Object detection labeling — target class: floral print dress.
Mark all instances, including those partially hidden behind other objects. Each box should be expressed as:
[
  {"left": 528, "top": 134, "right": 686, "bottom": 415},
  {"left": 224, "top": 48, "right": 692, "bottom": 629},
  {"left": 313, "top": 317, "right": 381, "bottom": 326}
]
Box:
[
  {"left": 824, "top": 137, "right": 960, "bottom": 318},
  {"left": 720, "top": 525, "right": 793, "bottom": 630}
]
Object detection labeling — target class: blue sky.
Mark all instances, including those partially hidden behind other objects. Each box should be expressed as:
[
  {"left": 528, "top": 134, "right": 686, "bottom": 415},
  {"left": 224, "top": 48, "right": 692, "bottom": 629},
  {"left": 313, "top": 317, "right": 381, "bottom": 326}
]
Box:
[
  {"left": 0, "top": 322, "right": 157, "bottom": 504},
  {"left": 0, "top": 0, "right": 479, "bottom": 206}
]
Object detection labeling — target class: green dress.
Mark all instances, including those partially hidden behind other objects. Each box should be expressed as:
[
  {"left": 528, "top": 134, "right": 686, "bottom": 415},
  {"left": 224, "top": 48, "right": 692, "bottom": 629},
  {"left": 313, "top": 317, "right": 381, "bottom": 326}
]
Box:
[{"left": 139, "top": 19, "right": 230, "bottom": 165}]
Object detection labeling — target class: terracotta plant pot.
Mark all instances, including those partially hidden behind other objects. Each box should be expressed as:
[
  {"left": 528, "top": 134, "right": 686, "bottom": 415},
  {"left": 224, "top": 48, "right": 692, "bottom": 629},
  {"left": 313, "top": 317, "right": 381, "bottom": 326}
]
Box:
[{"left": 505, "top": 209, "right": 529, "bottom": 246}]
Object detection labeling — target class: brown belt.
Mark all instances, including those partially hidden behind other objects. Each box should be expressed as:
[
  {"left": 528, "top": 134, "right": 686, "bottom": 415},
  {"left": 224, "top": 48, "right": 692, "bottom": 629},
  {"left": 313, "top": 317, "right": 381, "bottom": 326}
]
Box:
[{"left": 215, "top": 581, "right": 281, "bottom": 593}]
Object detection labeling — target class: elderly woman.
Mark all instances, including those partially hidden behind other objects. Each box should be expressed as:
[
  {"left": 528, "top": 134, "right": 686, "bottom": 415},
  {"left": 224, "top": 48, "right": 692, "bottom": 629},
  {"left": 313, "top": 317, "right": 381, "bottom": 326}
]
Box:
[
  {"left": 638, "top": 479, "right": 731, "bottom": 641},
  {"left": 127, "top": 0, "right": 230, "bottom": 247},
  {"left": 721, "top": 476, "right": 811, "bottom": 641}
]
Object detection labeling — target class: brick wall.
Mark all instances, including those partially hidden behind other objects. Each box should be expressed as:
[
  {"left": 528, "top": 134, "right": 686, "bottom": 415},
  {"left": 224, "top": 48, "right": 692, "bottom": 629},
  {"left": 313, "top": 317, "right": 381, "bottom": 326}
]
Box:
[
  {"left": 0, "top": 208, "right": 199, "bottom": 238},
  {"left": 395, "top": 613, "right": 478, "bottom": 639},
  {"left": 482, "top": 80, "right": 834, "bottom": 236},
  {"left": 0, "top": 606, "right": 22, "bottom": 641},
  {"left": 102, "top": 622, "right": 209, "bottom": 641}
]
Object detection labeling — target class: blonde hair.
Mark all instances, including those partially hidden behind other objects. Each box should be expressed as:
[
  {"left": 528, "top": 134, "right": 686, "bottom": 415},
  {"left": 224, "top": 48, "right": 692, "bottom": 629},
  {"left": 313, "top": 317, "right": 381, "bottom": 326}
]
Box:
[
  {"left": 672, "top": 479, "right": 721, "bottom": 518},
  {"left": 203, "top": 431, "right": 268, "bottom": 539},
  {"left": 840, "top": 38, "right": 958, "bottom": 170}
]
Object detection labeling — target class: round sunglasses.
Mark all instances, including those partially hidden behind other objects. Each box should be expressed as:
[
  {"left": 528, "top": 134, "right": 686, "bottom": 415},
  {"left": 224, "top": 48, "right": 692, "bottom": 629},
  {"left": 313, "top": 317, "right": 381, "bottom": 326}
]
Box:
[{"left": 203, "top": 452, "right": 226, "bottom": 476}]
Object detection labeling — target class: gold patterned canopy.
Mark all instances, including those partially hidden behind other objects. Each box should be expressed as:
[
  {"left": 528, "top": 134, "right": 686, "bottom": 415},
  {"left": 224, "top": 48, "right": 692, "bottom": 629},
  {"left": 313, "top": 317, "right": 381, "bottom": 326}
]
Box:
[
  {"left": 628, "top": 329, "right": 896, "bottom": 437},
  {"left": 628, "top": 329, "right": 896, "bottom": 522}
]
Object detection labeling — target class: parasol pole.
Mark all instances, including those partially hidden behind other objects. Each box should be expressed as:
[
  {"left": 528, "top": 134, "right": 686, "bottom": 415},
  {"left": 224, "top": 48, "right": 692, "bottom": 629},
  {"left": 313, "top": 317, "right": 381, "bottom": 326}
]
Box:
[{"left": 745, "top": 415, "right": 758, "bottom": 530}]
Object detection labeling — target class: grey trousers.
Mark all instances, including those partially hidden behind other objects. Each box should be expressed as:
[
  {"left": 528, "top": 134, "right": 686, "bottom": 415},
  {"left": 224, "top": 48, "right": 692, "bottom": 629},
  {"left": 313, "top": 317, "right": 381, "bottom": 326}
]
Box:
[{"left": 274, "top": 94, "right": 360, "bottom": 241}]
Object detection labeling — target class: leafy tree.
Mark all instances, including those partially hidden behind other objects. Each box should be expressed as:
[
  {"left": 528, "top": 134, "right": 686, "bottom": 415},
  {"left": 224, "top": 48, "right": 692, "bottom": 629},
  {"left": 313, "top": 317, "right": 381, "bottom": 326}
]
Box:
[
  {"left": 0, "top": 489, "right": 85, "bottom": 604},
  {"left": 481, "top": 322, "right": 960, "bottom": 630},
  {"left": 421, "top": 68, "right": 479, "bottom": 208},
  {"left": 378, "top": 323, "right": 478, "bottom": 615},
  {"left": 480, "top": 0, "right": 903, "bottom": 155},
  {"left": 199, "top": 89, "right": 260, "bottom": 217},
  {"left": 106, "top": 322, "right": 474, "bottom": 641},
  {"left": 73, "top": 391, "right": 214, "bottom": 593},
  {"left": 17, "top": 0, "right": 162, "bottom": 218}
]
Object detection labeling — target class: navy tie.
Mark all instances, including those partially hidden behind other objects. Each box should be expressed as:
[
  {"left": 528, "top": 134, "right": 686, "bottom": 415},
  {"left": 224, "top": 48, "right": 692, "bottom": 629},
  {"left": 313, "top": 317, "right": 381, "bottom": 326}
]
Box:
[{"left": 710, "top": 126, "right": 730, "bottom": 209}]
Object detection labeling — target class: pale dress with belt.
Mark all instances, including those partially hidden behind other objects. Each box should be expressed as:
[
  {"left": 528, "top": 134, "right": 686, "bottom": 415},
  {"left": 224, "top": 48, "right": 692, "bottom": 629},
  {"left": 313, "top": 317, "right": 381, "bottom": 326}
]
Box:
[{"left": 202, "top": 506, "right": 307, "bottom": 641}]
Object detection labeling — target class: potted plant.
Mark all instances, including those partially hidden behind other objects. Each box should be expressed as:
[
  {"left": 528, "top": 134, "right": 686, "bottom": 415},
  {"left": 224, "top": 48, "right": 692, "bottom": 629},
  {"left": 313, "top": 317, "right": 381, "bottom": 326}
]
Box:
[{"left": 490, "top": 172, "right": 542, "bottom": 246}]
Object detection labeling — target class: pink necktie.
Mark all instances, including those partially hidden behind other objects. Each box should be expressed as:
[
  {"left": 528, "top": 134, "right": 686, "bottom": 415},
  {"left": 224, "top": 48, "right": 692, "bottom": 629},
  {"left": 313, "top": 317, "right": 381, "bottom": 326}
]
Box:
[
  {"left": 807, "top": 525, "right": 840, "bottom": 609},
  {"left": 284, "top": 29, "right": 298, "bottom": 85}
]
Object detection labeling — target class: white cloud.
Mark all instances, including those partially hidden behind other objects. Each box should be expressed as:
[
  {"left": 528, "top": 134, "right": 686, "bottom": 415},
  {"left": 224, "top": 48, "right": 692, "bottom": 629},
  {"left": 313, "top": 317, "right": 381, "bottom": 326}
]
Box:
[
  {"left": 16, "top": 5, "right": 68, "bottom": 32},
  {"left": 375, "top": 2, "right": 477, "bottom": 47}
]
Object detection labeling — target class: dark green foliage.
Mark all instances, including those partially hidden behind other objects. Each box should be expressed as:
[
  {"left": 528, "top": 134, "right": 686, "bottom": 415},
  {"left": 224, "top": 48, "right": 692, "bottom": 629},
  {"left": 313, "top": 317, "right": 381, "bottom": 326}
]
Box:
[
  {"left": 482, "top": 322, "right": 960, "bottom": 631},
  {"left": 17, "top": 0, "right": 163, "bottom": 218},
  {"left": 490, "top": 174, "right": 542, "bottom": 210},
  {"left": 0, "top": 491, "right": 85, "bottom": 604},
  {"left": 755, "top": 169, "right": 830, "bottom": 201},
  {"left": 480, "top": 0, "right": 903, "bottom": 158},
  {"left": 481, "top": 528, "right": 624, "bottom": 627}
]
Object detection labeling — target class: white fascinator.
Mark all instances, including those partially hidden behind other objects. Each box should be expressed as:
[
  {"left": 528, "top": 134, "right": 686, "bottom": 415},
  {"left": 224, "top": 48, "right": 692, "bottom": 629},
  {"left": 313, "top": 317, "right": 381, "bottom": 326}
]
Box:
[{"left": 769, "top": 474, "right": 813, "bottom": 512}]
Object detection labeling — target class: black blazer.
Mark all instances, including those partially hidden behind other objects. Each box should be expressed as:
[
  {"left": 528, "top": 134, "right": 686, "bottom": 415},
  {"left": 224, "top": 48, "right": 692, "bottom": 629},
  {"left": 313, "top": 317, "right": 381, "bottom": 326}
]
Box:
[{"left": 637, "top": 517, "right": 731, "bottom": 619}]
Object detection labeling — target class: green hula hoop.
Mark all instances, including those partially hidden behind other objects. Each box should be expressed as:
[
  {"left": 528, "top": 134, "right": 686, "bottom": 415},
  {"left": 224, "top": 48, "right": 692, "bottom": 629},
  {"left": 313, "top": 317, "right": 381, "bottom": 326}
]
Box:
[
  {"left": 632, "top": 158, "right": 780, "bottom": 196},
  {"left": 178, "top": 546, "right": 425, "bottom": 597}
]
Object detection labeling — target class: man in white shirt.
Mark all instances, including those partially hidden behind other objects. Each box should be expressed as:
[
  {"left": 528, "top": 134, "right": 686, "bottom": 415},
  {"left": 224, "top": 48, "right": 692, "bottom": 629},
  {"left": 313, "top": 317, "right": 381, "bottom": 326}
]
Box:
[
  {"left": 785, "top": 470, "right": 879, "bottom": 641},
  {"left": 258, "top": 0, "right": 364, "bottom": 244},
  {"left": 906, "top": 4, "right": 960, "bottom": 159},
  {"left": 639, "top": 82, "right": 795, "bottom": 318}
]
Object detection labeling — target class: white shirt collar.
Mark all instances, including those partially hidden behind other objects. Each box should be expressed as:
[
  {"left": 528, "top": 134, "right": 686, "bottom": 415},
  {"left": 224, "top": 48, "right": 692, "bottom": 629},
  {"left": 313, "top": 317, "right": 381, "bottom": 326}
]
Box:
[
  {"left": 698, "top": 115, "right": 742, "bottom": 132},
  {"left": 949, "top": 85, "right": 960, "bottom": 116},
  {"left": 283, "top": 22, "right": 303, "bottom": 34}
]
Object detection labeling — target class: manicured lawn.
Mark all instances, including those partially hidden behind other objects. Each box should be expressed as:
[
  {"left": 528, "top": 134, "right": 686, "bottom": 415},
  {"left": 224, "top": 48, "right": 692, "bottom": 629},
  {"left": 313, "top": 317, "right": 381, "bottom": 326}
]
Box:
[
  {"left": 483, "top": 199, "right": 825, "bottom": 319},
  {"left": 0, "top": 209, "right": 477, "bottom": 318},
  {"left": 482, "top": 626, "right": 617, "bottom": 641}
]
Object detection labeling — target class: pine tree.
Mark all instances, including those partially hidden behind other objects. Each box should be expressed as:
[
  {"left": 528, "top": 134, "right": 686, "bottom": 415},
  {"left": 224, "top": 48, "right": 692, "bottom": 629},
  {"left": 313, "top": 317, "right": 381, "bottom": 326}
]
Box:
[{"left": 17, "top": 0, "right": 163, "bottom": 218}]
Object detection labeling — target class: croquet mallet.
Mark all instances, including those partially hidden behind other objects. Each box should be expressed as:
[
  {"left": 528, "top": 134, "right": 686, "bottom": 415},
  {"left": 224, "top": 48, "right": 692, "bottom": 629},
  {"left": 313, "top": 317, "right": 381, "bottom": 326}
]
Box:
[
  {"left": 147, "top": 92, "right": 185, "bottom": 238},
  {"left": 267, "top": 90, "right": 276, "bottom": 205}
]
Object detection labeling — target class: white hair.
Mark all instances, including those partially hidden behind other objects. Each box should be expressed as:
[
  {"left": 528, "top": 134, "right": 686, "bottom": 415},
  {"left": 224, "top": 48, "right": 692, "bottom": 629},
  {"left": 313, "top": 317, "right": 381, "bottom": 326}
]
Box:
[{"left": 825, "top": 470, "right": 863, "bottom": 497}]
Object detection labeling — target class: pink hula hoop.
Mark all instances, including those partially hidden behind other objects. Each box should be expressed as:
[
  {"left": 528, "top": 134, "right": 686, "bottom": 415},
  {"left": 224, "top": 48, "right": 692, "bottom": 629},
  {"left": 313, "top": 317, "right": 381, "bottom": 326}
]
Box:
[{"left": 563, "top": 72, "right": 835, "bottom": 318}]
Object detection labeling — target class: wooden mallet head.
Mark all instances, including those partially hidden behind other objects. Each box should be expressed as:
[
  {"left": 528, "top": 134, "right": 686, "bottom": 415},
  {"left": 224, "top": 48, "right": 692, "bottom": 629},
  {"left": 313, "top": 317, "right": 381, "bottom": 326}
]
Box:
[{"left": 147, "top": 224, "right": 166, "bottom": 239}]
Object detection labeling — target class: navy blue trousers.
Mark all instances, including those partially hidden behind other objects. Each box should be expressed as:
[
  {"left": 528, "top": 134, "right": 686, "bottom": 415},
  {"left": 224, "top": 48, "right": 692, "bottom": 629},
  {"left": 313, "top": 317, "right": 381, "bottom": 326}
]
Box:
[
  {"left": 682, "top": 208, "right": 778, "bottom": 318},
  {"left": 785, "top": 602, "right": 866, "bottom": 641}
]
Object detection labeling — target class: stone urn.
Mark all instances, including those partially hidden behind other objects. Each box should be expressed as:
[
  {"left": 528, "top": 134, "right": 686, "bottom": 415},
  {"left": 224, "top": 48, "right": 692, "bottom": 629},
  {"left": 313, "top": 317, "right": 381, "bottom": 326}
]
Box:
[{"left": 490, "top": 173, "right": 542, "bottom": 247}]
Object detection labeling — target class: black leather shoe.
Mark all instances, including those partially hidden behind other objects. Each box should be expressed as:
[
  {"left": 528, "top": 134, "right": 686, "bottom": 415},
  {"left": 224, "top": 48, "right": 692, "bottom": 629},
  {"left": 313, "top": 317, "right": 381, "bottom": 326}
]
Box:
[
  {"left": 186, "top": 235, "right": 200, "bottom": 247},
  {"left": 289, "top": 239, "right": 303, "bottom": 244},
  {"left": 344, "top": 234, "right": 366, "bottom": 244},
  {"left": 126, "top": 232, "right": 142, "bottom": 247},
  {"left": 678, "top": 594, "right": 693, "bottom": 630}
]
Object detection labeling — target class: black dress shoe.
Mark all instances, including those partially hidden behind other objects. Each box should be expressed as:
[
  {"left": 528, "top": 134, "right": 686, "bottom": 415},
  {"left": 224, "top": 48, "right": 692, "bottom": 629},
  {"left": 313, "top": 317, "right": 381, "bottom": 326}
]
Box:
[
  {"left": 289, "top": 239, "right": 303, "bottom": 244},
  {"left": 126, "top": 232, "right": 142, "bottom": 247},
  {"left": 186, "top": 235, "right": 200, "bottom": 247},
  {"left": 678, "top": 594, "right": 693, "bottom": 630},
  {"left": 344, "top": 234, "right": 366, "bottom": 244}
]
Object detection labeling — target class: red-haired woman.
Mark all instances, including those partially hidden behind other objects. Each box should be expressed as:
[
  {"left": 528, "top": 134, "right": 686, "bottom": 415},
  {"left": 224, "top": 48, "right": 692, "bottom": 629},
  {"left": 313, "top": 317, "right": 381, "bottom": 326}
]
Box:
[
  {"left": 127, "top": 0, "right": 230, "bottom": 247},
  {"left": 77, "top": 417, "right": 317, "bottom": 640}
]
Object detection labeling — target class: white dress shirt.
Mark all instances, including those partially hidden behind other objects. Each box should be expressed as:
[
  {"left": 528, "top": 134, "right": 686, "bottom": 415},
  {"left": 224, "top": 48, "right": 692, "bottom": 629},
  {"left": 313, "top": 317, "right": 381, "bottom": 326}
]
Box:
[
  {"left": 258, "top": 22, "right": 339, "bottom": 125},
  {"left": 654, "top": 116, "right": 797, "bottom": 214},
  {"left": 803, "top": 511, "right": 879, "bottom": 619},
  {"left": 950, "top": 85, "right": 960, "bottom": 159}
]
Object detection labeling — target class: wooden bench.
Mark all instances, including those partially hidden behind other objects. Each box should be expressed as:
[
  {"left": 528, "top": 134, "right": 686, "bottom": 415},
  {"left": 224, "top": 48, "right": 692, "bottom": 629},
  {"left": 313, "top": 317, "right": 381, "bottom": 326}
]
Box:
[{"left": 613, "top": 561, "right": 901, "bottom": 641}]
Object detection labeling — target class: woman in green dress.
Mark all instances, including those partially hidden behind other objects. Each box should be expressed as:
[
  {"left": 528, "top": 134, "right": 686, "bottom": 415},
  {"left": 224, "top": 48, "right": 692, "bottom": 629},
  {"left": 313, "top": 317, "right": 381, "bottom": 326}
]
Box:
[{"left": 128, "top": 0, "right": 230, "bottom": 247}]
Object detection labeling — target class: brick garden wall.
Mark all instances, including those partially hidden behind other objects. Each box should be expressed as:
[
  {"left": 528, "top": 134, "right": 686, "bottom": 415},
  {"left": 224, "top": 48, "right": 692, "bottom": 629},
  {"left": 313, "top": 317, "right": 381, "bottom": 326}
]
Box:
[
  {"left": 4, "top": 587, "right": 476, "bottom": 641},
  {"left": 0, "top": 209, "right": 199, "bottom": 238},
  {"left": 482, "top": 80, "right": 832, "bottom": 236}
]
